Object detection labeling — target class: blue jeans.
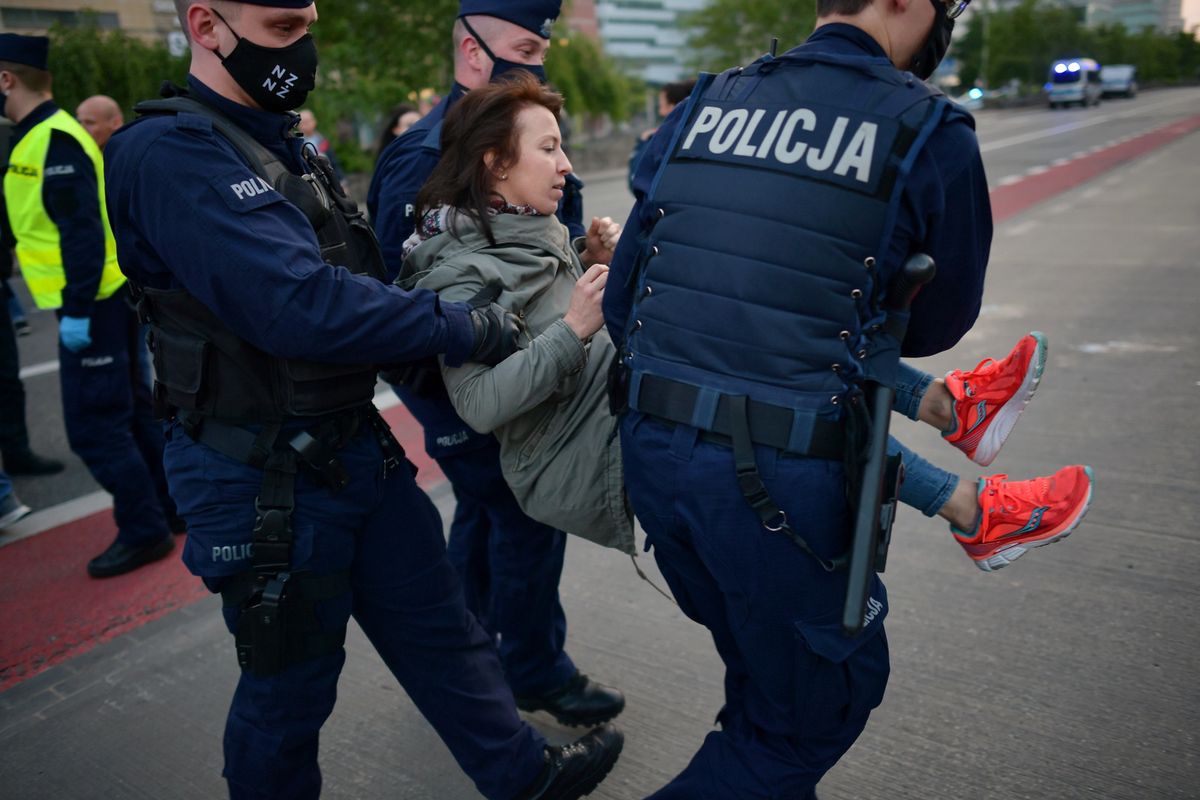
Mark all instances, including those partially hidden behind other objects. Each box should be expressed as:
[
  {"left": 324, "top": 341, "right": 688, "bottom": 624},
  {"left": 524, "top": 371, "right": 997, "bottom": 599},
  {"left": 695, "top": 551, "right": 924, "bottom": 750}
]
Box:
[
  {"left": 890, "top": 363, "right": 959, "bottom": 517},
  {"left": 0, "top": 468, "right": 12, "bottom": 502}
]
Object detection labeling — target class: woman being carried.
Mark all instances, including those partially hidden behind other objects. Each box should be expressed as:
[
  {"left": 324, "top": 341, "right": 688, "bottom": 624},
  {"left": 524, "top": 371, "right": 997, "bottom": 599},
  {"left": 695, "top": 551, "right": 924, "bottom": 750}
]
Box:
[{"left": 399, "top": 74, "right": 1092, "bottom": 571}]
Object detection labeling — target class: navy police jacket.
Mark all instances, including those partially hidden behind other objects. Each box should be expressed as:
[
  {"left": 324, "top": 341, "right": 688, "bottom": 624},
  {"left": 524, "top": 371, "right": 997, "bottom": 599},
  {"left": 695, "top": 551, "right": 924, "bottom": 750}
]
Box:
[
  {"left": 104, "top": 77, "right": 476, "bottom": 371},
  {"left": 606, "top": 24, "right": 992, "bottom": 363}
]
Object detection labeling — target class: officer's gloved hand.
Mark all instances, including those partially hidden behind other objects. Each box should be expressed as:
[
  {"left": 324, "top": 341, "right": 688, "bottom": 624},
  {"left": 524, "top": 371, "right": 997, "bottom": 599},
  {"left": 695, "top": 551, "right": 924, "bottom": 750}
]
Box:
[
  {"left": 59, "top": 316, "right": 92, "bottom": 352},
  {"left": 466, "top": 284, "right": 522, "bottom": 366}
]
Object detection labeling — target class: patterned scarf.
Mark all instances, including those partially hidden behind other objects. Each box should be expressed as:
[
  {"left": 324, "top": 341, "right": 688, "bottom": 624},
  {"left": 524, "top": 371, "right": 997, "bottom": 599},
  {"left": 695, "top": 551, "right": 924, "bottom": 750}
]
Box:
[{"left": 401, "top": 200, "right": 543, "bottom": 260}]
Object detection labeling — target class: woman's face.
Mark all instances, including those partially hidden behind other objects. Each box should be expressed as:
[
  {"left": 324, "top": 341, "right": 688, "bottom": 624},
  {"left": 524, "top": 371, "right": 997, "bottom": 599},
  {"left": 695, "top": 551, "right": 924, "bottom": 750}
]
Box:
[{"left": 497, "top": 104, "right": 572, "bottom": 216}]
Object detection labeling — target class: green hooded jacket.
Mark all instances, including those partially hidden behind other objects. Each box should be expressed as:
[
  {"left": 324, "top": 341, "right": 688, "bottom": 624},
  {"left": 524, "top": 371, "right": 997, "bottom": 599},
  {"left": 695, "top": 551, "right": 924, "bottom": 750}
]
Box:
[{"left": 400, "top": 211, "right": 634, "bottom": 554}]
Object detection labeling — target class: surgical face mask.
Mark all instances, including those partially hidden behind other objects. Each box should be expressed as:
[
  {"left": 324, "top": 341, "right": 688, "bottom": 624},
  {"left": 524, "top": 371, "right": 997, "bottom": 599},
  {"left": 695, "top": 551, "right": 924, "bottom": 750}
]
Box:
[
  {"left": 909, "top": 0, "right": 955, "bottom": 82},
  {"left": 461, "top": 17, "right": 548, "bottom": 85},
  {"left": 212, "top": 8, "right": 318, "bottom": 112}
]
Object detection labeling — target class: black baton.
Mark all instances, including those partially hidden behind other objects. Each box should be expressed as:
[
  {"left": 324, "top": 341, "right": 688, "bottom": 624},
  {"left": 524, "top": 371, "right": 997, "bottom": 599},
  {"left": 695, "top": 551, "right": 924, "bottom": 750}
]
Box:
[{"left": 842, "top": 253, "right": 936, "bottom": 636}]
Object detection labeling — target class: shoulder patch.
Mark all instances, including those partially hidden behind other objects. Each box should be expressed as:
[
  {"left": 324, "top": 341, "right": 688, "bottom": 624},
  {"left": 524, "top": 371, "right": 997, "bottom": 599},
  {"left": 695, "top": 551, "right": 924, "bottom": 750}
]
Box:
[{"left": 210, "top": 167, "right": 285, "bottom": 213}]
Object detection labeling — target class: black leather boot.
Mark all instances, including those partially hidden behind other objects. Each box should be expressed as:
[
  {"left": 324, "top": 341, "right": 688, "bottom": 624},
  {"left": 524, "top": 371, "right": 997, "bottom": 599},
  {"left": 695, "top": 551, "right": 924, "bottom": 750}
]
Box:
[
  {"left": 87, "top": 536, "right": 175, "bottom": 578},
  {"left": 515, "top": 672, "right": 626, "bottom": 727},
  {"left": 3, "top": 449, "right": 65, "bottom": 476},
  {"left": 518, "top": 723, "right": 624, "bottom": 800}
]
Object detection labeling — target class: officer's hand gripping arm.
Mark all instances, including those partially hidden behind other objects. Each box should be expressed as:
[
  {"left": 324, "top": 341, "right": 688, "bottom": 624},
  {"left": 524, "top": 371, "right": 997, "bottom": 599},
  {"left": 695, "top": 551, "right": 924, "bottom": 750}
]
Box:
[{"left": 466, "top": 283, "right": 523, "bottom": 366}]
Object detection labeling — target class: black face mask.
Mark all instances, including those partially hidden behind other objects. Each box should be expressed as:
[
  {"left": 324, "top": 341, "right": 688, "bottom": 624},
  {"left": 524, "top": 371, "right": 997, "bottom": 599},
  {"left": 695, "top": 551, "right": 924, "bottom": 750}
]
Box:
[
  {"left": 0, "top": 90, "right": 8, "bottom": 122},
  {"left": 461, "top": 17, "right": 548, "bottom": 85},
  {"left": 909, "top": 0, "right": 955, "bottom": 81},
  {"left": 213, "top": 9, "right": 318, "bottom": 112}
]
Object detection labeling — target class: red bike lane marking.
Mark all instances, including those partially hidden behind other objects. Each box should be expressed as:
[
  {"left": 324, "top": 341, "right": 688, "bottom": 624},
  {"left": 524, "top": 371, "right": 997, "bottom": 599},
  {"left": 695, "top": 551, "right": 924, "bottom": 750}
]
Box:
[
  {"left": 3, "top": 112, "right": 1199, "bottom": 693},
  {"left": 990, "top": 114, "right": 1200, "bottom": 223},
  {"left": 0, "top": 404, "right": 441, "bottom": 692}
]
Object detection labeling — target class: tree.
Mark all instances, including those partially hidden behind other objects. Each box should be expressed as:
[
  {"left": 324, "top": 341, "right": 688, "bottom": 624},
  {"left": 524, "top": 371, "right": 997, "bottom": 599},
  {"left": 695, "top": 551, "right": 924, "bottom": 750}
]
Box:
[
  {"left": 954, "top": 0, "right": 1200, "bottom": 91},
  {"left": 683, "top": 0, "right": 817, "bottom": 72},
  {"left": 47, "top": 15, "right": 188, "bottom": 118}
]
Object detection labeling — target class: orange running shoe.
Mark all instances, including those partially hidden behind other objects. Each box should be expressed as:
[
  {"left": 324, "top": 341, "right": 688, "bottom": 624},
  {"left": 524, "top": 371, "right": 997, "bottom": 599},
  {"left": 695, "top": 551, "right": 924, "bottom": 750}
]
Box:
[
  {"left": 953, "top": 465, "right": 1094, "bottom": 572},
  {"left": 943, "top": 332, "right": 1047, "bottom": 467}
]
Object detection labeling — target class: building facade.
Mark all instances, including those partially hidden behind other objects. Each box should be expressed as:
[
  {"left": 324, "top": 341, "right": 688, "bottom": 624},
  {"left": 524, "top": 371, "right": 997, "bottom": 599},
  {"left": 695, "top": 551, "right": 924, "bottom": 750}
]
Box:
[
  {"left": 595, "top": 0, "right": 706, "bottom": 85},
  {"left": 1087, "top": 0, "right": 1185, "bottom": 32},
  {"left": 0, "top": 1, "right": 180, "bottom": 45}
]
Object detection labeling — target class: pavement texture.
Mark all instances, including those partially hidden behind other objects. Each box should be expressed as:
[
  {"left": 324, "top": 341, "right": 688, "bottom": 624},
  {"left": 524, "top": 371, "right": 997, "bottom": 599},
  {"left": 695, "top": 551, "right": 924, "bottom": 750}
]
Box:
[{"left": 2, "top": 91, "right": 1199, "bottom": 799}]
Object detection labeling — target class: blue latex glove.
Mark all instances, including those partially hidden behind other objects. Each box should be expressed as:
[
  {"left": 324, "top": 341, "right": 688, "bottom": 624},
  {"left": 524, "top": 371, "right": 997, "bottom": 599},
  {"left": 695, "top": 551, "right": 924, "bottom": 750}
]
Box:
[{"left": 59, "top": 316, "right": 92, "bottom": 352}]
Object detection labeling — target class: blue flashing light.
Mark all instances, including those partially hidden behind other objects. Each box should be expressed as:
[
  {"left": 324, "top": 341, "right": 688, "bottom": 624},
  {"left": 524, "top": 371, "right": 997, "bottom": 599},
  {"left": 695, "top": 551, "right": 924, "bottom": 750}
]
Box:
[
  {"left": 1044, "top": 82, "right": 1053, "bottom": 90},
  {"left": 968, "top": 87, "right": 984, "bottom": 99},
  {"left": 1054, "top": 63, "right": 1067, "bottom": 73},
  {"left": 1068, "top": 62, "right": 1081, "bottom": 72}
]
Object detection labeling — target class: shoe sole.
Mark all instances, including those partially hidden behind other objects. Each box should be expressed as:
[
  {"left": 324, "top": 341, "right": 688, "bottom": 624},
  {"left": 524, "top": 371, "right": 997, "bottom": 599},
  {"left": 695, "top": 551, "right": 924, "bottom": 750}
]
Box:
[
  {"left": 553, "top": 732, "right": 624, "bottom": 799},
  {"left": 973, "top": 466, "right": 1094, "bottom": 572},
  {"left": 87, "top": 536, "right": 176, "bottom": 578},
  {"left": 0, "top": 503, "right": 32, "bottom": 529},
  {"left": 516, "top": 702, "right": 626, "bottom": 728},
  {"left": 971, "top": 332, "right": 1047, "bottom": 467}
]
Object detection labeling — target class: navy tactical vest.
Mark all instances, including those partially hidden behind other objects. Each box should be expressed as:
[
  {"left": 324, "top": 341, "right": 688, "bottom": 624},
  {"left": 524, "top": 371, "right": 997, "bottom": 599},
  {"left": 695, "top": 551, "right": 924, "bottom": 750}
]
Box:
[
  {"left": 625, "top": 49, "right": 956, "bottom": 446},
  {"left": 131, "top": 95, "right": 383, "bottom": 424}
]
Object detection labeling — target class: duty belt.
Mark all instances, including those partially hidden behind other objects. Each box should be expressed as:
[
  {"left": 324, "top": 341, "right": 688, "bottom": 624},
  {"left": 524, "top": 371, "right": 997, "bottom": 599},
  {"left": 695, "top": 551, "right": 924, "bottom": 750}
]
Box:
[
  {"left": 634, "top": 373, "right": 845, "bottom": 461},
  {"left": 634, "top": 373, "right": 850, "bottom": 572}
]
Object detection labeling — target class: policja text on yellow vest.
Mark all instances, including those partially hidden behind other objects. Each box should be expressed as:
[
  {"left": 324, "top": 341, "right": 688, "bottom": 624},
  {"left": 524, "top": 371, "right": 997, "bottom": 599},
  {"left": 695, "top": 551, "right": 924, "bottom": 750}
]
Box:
[{"left": 4, "top": 108, "right": 125, "bottom": 309}]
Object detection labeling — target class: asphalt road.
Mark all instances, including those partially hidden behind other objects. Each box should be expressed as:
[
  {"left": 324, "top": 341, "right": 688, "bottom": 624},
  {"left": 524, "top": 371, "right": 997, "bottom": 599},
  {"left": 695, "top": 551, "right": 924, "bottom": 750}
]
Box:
[{"left": 2, "top": 86, "right": 1199, "bottom": 799}]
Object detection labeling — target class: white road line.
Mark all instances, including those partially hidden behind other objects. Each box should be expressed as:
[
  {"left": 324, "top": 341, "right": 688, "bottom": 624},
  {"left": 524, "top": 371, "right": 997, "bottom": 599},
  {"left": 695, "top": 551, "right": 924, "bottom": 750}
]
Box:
[
  {"left": 1005, "top": 220, "right": 1038, "bottom": 237},
  {"left": 0, "top": 388, "right": 423, "bottom": 548},
  {"left": 998, "top": 175, "right": 1023, "bottom": 186},
  {"left": 1025, "top": 165, "right": 1050, "bottom": 176},
  {"left": 18, "top": 359, "right": 59, "bottom": 379},
  {"left": 979, "top": 92, "right": 1198, "bottom": 153},
  {"left": 0, "top": 490, "right": 113, "bottom": 548}
]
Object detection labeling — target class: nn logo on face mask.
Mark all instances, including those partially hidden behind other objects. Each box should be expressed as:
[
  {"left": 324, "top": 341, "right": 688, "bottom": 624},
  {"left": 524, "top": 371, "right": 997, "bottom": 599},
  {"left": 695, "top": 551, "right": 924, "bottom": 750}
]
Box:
[{"left": 262, "top": 64, "right": 300, "bottom": 100}]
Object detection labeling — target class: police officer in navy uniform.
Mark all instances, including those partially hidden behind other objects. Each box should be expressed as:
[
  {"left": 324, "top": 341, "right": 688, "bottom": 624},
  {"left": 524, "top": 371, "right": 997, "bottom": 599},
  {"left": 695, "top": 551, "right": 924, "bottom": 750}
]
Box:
[
  {"left": 1, "top": 33, "right": 178, "bottom": 576},
  {"left": 368, "top": 0, "right": 626, "bottom": 729},
  {"left": 605, "top": 0, "right": 987, "bottom": 795},
  {"left": 104, "top": 2, "right": 622, "bottom": 797}
]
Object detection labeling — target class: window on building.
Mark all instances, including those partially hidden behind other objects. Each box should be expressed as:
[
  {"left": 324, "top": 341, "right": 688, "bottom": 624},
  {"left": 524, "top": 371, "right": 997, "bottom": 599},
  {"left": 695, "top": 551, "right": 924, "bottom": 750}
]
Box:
[{"left": 0, "top": 8, "right": 120, "bottom": 30}]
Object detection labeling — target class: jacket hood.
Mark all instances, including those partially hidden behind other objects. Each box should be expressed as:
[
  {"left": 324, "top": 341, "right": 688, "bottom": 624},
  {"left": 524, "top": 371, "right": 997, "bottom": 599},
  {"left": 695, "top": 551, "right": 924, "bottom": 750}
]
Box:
[{"left": 398, "top": 211, "right": 573, "bottom": 293}]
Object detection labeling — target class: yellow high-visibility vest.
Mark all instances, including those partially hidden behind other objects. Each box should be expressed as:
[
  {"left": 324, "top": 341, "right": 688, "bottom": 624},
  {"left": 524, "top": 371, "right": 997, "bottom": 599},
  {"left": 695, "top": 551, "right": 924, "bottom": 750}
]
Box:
[{"left": 4, "top": 108, "right": 125, "bottom": 310}]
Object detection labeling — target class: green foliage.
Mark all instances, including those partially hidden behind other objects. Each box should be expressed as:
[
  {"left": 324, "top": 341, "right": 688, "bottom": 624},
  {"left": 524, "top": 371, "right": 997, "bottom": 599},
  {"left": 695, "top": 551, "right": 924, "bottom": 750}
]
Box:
[
  {"left": 547, "top": 32, "right": 640, "bottom": 122},
  {"left": 682, "top": 0, "right": 817, "bottom": 72},
  {"left": 46, "top": 14, "right": 188, "bottom": 119},
  {"left": 955, "top": 0, "right": 1200, "bottom": 88},
  {"left": 41, "top": 3, "right": 645, "bottom": 174},
  {"left": 310, "top": 1, "right": 638, "bottom": 171}
]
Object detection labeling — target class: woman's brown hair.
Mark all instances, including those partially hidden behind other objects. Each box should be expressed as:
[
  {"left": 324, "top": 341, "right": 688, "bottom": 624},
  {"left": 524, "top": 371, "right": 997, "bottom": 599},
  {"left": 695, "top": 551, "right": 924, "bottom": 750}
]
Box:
[{"left": 416, "top": 71, "right": 564, "bottom": 246}]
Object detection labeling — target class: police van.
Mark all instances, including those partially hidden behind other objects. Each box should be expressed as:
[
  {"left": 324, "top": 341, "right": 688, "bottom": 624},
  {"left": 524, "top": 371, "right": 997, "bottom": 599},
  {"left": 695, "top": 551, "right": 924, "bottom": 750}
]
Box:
[{"left": 1046, "top": 58, "right": 1103, "bottom": 108}]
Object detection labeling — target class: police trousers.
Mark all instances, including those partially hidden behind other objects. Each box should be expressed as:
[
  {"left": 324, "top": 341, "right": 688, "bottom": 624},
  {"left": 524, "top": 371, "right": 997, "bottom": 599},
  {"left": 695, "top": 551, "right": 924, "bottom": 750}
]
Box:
[
  {"left": 58, "top": 290, "right": 174, "bottom": 547},
  {"left": 163, "top": 419, "right": 547, "bottom": 800},
  {"left": 438, "top": 437, "right": 577, "bottom": 696},
  {"left": 621, "top": 412, "right": 890, "bottom": 800}
]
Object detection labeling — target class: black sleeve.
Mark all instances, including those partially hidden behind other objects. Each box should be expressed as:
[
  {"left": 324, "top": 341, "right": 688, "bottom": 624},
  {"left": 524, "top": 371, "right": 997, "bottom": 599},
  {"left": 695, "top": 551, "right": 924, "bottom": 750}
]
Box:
[{"left": 42, "top": 130, "right": 107, "bottom": 318}]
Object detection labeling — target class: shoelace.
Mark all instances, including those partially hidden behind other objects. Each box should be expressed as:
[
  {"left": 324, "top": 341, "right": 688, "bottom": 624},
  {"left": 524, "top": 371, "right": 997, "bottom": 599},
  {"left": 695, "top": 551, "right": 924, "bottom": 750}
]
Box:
[{"left": 983, "top": 473, "right": 1053, "bottom": 515}]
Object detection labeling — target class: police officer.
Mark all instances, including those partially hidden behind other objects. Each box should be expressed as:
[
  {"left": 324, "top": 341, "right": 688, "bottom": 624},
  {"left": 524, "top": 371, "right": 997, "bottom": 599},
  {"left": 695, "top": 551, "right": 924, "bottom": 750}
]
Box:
[
  {"left": 368, "top": 0, "right": 626, "bottom": 729},
  {"left": 605, "top": 0, "right": 987, "bottom": 795},
  {"left": 1, "top": 33, "right": 178, "bottom": 575},
  {"left": 104, "top": 2, "right": 622, "bottom": 797}
]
